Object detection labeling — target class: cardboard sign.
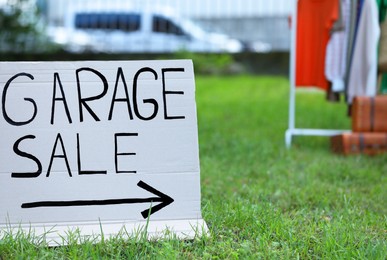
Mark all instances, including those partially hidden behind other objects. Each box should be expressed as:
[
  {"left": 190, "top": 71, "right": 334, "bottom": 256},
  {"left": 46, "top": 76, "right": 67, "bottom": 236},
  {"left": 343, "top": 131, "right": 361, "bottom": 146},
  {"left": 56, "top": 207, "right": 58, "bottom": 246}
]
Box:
[{"left": 0, "top": 60, "right": 206, "bottom": 244}]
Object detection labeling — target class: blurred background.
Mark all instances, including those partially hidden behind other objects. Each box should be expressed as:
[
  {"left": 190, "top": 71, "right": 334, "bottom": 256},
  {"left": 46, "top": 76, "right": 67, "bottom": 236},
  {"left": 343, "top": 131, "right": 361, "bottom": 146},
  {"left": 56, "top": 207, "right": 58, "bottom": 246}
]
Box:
[{"left": 0, "top": 0, "right": 292, "bottom": 75}]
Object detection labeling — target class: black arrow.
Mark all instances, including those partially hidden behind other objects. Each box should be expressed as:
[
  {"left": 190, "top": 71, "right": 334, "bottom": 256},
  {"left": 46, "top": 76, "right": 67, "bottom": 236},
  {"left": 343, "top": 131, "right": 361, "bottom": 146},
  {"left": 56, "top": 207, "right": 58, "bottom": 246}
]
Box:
[{"left": 21, "top": 181, "right": 174, "bottom": 219}]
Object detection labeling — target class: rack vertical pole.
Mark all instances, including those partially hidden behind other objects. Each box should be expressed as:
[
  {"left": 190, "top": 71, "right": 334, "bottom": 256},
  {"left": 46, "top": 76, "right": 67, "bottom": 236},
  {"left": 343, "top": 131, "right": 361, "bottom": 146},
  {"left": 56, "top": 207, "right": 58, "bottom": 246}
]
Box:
[{"left": 285, "top": 0, "right": 298, "bottom": 148}]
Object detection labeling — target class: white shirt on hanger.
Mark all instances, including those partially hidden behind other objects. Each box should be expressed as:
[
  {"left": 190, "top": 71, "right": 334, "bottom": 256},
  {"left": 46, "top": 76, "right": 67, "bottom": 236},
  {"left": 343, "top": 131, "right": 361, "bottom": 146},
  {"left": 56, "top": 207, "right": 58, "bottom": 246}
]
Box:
[
  {"left": 325, "top": 0, "right": 351, "bottom": 93},
  {"left": 347, "top": 0, "right": 380, "bottom": 103}
]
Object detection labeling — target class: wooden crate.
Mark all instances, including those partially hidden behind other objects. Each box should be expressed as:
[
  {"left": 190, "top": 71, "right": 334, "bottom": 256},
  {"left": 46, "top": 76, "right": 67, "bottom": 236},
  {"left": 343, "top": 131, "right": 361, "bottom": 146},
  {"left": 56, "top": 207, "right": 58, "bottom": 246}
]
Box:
[
  {"left": 331, "top": 133, "right": 387, "bottom": 155},
  {"left": 351, "top": 96, "right": 387, "bottom": 132}
]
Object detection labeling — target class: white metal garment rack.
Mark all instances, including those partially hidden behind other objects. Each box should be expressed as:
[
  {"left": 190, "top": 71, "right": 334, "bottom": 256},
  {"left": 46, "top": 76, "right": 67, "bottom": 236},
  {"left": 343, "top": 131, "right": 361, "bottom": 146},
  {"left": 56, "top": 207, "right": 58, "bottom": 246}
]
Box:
[{"left": 285, "top": 0, "right": 351, "bottom": 148}]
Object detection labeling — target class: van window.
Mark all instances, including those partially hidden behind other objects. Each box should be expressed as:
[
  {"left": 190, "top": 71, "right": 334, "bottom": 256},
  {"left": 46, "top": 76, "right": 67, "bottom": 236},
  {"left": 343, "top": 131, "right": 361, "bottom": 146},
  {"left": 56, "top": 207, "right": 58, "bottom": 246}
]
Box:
[
  {"left": 152, "top": 15, "right": 185, "bottom": 36},
  {"left": 75, "top": 13, "right": 141, "bottom": 32}
]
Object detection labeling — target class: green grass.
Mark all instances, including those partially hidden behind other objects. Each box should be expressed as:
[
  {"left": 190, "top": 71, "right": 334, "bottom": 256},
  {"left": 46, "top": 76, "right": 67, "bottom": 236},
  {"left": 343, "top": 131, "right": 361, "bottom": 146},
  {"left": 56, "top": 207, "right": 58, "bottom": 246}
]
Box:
[{"left": 1, "top": 75, "right": 386, "bottom": 259}]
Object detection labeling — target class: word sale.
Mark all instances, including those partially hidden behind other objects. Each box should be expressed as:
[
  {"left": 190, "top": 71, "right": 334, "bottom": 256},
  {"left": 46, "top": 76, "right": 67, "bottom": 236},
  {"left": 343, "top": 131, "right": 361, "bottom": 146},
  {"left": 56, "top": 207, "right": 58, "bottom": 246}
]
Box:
[{"left": 11, "top": 132, "right": 138, "bottom": 178}]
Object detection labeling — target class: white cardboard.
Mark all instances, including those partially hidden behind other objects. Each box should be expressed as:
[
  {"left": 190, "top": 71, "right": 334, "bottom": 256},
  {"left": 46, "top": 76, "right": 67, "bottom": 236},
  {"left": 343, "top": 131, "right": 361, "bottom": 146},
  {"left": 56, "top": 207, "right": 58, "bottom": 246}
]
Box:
[{"left": 0, "top": 60, "right": 207, "bottom": 244}]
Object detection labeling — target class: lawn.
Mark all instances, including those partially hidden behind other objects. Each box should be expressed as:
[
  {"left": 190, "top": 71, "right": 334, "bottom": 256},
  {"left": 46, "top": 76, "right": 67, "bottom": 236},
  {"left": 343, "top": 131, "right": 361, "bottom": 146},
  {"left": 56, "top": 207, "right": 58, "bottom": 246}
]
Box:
[{"left": 1, "top": 75, "right": 386, "bottom": 259}]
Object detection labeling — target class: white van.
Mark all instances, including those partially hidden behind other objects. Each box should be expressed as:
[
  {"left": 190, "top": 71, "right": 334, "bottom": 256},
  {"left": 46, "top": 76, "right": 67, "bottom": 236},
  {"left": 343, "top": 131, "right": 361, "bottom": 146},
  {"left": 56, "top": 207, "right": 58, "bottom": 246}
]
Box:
[{"left": 48, "top": 6, "right": 243, "bottom": 53}]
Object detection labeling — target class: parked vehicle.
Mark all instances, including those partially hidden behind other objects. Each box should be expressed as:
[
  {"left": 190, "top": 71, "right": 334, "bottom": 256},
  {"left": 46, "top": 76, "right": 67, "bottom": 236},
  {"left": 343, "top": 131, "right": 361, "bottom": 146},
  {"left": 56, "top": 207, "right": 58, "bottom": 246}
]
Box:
[{"left": 48, "top": 6, "right": 243, "bottom": 53}]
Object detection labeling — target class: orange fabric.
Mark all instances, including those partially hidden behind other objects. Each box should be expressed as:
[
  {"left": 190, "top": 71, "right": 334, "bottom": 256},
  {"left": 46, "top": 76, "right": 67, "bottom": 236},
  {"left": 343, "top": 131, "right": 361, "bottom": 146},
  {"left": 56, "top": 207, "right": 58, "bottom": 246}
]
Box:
[{"left": 296, "top": 0, "right": 339, "bottom": 90}]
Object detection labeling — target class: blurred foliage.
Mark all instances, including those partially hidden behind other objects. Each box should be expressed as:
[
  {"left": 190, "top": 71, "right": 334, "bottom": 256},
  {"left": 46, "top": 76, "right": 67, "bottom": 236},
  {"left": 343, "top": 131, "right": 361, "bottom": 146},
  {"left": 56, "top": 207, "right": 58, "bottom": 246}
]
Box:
[
  {"left": 0, "top": 0, "right": 56, "bottom": 53},
  {"left": 172, "top": 50, "right": 246, "bottom": 75}
]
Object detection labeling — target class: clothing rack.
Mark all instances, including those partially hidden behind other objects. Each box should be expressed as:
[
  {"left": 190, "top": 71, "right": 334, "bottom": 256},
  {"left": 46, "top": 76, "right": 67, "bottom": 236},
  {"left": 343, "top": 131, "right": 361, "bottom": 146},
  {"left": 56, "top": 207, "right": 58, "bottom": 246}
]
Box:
[{"left": 285, "top": 0, "right": 351, "bottom": 148}]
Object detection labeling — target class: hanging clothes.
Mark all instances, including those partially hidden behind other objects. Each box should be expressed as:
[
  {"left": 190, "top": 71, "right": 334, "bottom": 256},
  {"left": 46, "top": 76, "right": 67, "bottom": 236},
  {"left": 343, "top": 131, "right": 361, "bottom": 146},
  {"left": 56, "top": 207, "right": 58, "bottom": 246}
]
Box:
[
  {"left": 344, "top": 0, "right": 361, "bottom": 89},
  {"left": 347, "top": 0, "right": 380, "bottom": 103},
  {"left": 379, "top": 22, "right": 387, "bottom": 93},
  {"left": 325, "top": 0, "right": 351, "bottom": 93},
  {"left": 377, "top": 0, "right": 387, "bottom": 93},
  {"left": 295, "top": 0, "right": 339, "bottom": 91},
  {"left": 331, "top": 0, "right": 345, "bottom": 33}
]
